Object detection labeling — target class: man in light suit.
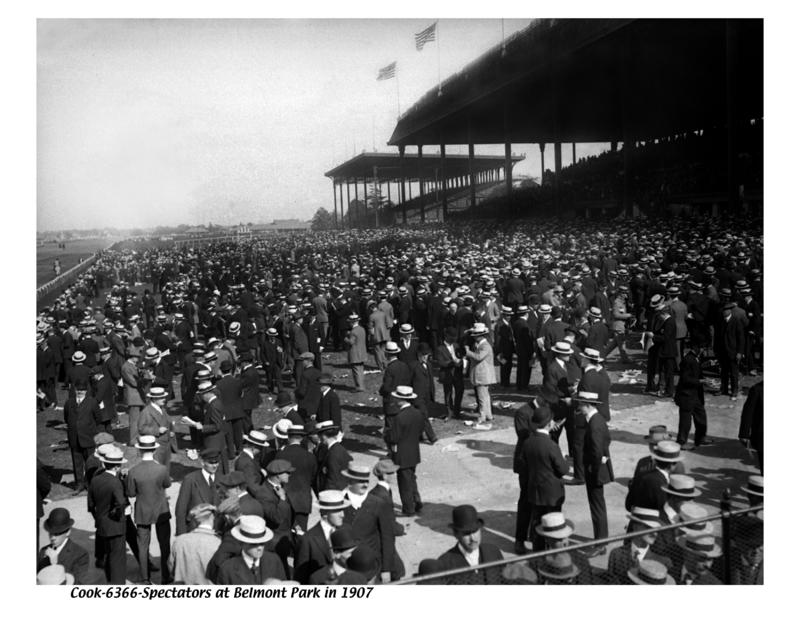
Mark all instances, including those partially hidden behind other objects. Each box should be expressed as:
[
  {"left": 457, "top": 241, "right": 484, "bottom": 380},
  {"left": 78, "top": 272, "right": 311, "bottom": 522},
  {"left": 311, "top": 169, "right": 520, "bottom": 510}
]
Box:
[
  {"left": 168, "top": 503, "right": 220, "bottom": 585},
  {"left": 577, "top": 391, "right": 613, "bottom": 556},
  {"left": 464, "top": 323, "right": 496, "bottom": 425},
  {"left": 344, "top": 312, "right": 368, "bottom": 392},
  {"left": 174, "top": 448, "right": 221, "bottom": 536},
  {"left": 368, "top": 301, "right": 392, "bottom": 371},
  {"left": 121, "top": 350, "right": 145, "bottom": 446},
  {"left": 126, "top": 435, "right": 173, "bottom": 583},
  {"left": 137, "top": 386, "right": 174, "bottom": 473}
]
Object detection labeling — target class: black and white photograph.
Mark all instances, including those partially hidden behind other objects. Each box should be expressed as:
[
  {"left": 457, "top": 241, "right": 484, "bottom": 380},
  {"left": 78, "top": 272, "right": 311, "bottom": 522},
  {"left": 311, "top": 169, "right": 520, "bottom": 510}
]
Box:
[{"left": 26, "top": 6, "right": 777, "bottom": 596}]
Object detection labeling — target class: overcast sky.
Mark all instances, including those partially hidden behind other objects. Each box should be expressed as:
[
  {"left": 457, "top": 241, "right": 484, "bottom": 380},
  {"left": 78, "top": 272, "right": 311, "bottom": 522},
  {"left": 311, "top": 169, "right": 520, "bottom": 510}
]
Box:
[{"left": 37, "top": 19, "right": 609, "bottom": 232}]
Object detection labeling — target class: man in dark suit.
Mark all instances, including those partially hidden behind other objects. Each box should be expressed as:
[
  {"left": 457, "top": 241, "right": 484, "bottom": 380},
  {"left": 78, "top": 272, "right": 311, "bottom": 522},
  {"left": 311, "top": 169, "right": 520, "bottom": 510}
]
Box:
[
  {"left": 317, "top": 374, "right": 342, "bottom": 428},
  {"left": 717, "top": 302, "right": 746, "bottom": 401},
  {"left": 379, "top": 342, "right": 412, "bottom": 414},
  {"left": 436, "top": 505, "right": 504, "bottom": 584},
  {"left": 317, "top": 422, "right": 352, "bottom": 491},
  {"left": 674, "top": 341, "right": 709, "bottom": 448},
  {"left": 185, "top": 381, "right": 230, "bottom": 474},
  {"left": 369, "top": 458, "right": 406, "bottom": 539},
  {"left": 341, "top": 463, "right": 399, "bottom": 582},
  {"left": 91, "top": 352, "right": 117, "bottom": 431},
  {"left": 37, "top": 508, "right": 90, "bottom": 585},
  {"left": 585, "top": 307, "right": 610, "bottom": 354},
  {"left": 234, "top": 430, "right": 268, "bottom": 490},
  {"left": 174, "top": 448, "right": 221, "bottom": 536},
  {"left": 518, "top": 403, "right": 569, "bottom": 552},
  {"left": 64, "top": 380, "right": 102, "bottom": 493},
  {"left": 409, "top": 343, "right": 438, "bottom": 443},
  {"left": 512, "top": 306, "right": 535, "bottom": 391},
  {"left": 88, "top": 447, "right": 128, "bottom": 584},
  {"left": 126, "top": 435, "right": 172, "bottom": 583},
  {"left": 295, "top": 353, "right": 322, "bottom": 420},
  {"left": 629, "top": 427, "right": 687, "bottom": 488},
  {"left": 215, "top": 516, "right": 286, "bottom": 584},
  {"left": 435, "top": 327, "right": 465, "bottom": 419},
  {"left": 385, "top": 386, "right": 425, "bottom": 516},
  {"left": 493, "top": 308, "right": 515, "bottom": 387},
  {"left": 252, "top": 459, "right": 295, "bottom": 572},
  {"left": 216, "top": 359, "right": 245, "bottom": 455},
  {"left": 739, "top": 380, "right": 764, "bottom": 473},
  {"left": 606, "top": 507, "right": 672, "bottom": 584},
  {"left": 238, "top": 351, "right": 261, "bottom": 435},
  {"left": 676, "top": 535, "right": 723, "bottom": 585},
  {"left": 574, "top": 348, "right": 611, "bottom": 484},
  {"left": 294, "top": 490, "right": 347, "bottom": 584},
  {"left": 278, "top": 425, "right": 317, "bottom": 531},
  {"left": 578, "top": 391, "right": 613, "bottom": 555},
  {"left": 626, "top": 440, "right": 683, "bottom": 513}
]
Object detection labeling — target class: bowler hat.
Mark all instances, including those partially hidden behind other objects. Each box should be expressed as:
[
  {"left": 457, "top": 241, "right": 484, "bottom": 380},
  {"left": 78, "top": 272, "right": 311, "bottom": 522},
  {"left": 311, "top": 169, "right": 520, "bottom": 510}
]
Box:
[
  {"left": 347, "top": 545, "right": 379, "bottom": 581},
  {"left": 532, "top": 404, "right": 552, "bottom": 429},
  {"left": 330, "top": 525, "right": 359, "bottom": 552},
  {"left": 318, "top": 373, "right": 334, "bottom": 386},
  {"left": 219, "top": 359, "right": 234, "bottom": 373},
  {"left": 373, "top": 458, "right": 399, "bottom": 476},
  {"left": 274, "top": 391, "right": 295, "bottom": 408},
  {"left": 93, "top": 432, "right": 114, "bottom": 447},
  {"left": 189, "top": 503, "right": 217, "bottom": 522},
  {"left": 43, "top": 508, "right": 75, "bottom": 534},
  {"left": 645, "top": 425, "right": 672, "bottom": 442},
  {"left": 448, "top": 505, "right": 484, "bottom": 534}
]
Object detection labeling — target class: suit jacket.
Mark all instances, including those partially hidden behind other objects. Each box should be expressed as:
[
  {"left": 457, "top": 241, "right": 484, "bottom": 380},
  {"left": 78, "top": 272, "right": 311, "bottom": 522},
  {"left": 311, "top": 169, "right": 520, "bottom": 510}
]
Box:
[
  {"left": 345, "top": 325, "right": 368, "bottom": 364},
  {"left": 37, "top": 538, "right": 90, "bottom": 584},
  {"left": 152, "top": 359, "right": 175, "bottom": 399},
  {"left": 674, "top": 350, "right": 705, "bottom": 408},
  {"left": 718, "top": 315, "right": 746, "bottom": 358},
  {"left": 251, "top": 482, "right": 293, "bottom": 534},
  {"left": 436, "top": 543, "right": 504, "bottom": 585},
  {"left": 216, "top": 374, "right": 245, "bottom": 421},
  {"left": 215, "top": 552, "right": 286, "bottom": 584},
  {"left": 409, "top": 360, "right": 435, "bottom": 406},
  {"left": 630, "top": 455, "right": 686, "bottom": 487},
  {"left": 138, "top": 402, "right": 173, "bottom": 449},
  {"left": 520, "top": 432, "right": 569, "bottom": 506},
  {"left": 586, "top": 321, "right": 610, "bottom": 351},
  {"left": 504, "top": 277, "right": 525, "bottom": 306},
  {"left": 390, "top": 404, "right": 425, "bottom": 468},
  {"left": 88, "top": 471, "right": 127, "bottom": 537},
  {"left": 344, "top": 492, "right": 396, "bottom": 574},
  {"left": 296, "top": 366, "right": 322, "bottom": 418},
  {"left": 174, "top": 469, "right": 219, "bottom": 535},
  {"left": 397, "top": 337, "right": 419, "bottom": 366},
  {"left": 513, "top": 402, "right": 536, "bottom": 474},
  {"left": 317, "top": 389, "right": 342, "bottom": 427},
  {"left": 91, "top": 369, "right": 116, "bottom": 423},
  {"left": 121, "top": 360, "right": 145, "bottom": 407},
  {"left": 126, "top": 460, "right": 171, "bottom": 525},
  {"left": 321, "top": 442, "right": 352, "bottom": 491},
  {"left": 466, "top": 338, "right": 496, "bottom": 385},
  {"left": 239, "top": 363, "right": 261, "bottom": 410},
  {"left": 584, "top": 412, "right": 614, "bottom": 487},
  {"left": 279, "top": 443, "right": 316, "bottom": 516},
  {"left": 310, "top": 565, "right": 368, "bottom": 585},
  {"left": 435, "top": 341, "right": 464, "bottom": 384},
  {"left": 606, "top": 545, "right": 671, "bottom": 584},
  {"left": 64, "top": 395, "right": 102, "bottom": 450},
  {"left": 294, "top": 523, "right": 333, "bottom": 584},
  {"left": 369, "top": 484, "right": 405, "bottom": 537},
  {"left": 578, "top": 367, "right": 611, "bottom": 421},
  {"left": 541, "top": 360, "right": 573, "bottom": 410},
  {"left": 625, "top": 468, "right": 668, "bottom": 512},
  {"left": 379, "top": 360, "right": 412, "bottom": 398},
  {"left": 200, "top": 397, "right": 227, "bottom": 453},
  {"left": 369, "top": 309, "right": 392, "bottom": 344},
  {"left": 235, "top": 450, "right": 263, "bottom": 490},
  {"left": 169, "top": 526, "right": 220, "bottom": 584},
  {"left": 37, "top": 347, "right": 56, "bottom": 381},
  {"left": 739, "top": 381, "right": 763, "bottom": 451}
]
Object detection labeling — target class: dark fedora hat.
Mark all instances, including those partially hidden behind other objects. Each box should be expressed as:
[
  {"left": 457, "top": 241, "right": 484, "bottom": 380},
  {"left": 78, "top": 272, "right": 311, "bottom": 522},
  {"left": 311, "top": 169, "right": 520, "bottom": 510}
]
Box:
[
  {"left": 43, "top": 508, "right": 75, "bottom": 534},
  {"left": 532, "top": 403, "right": 552, "bottom": 428},
  {"left": 449, "top": 504, "right": 484, "bottom": 534}
]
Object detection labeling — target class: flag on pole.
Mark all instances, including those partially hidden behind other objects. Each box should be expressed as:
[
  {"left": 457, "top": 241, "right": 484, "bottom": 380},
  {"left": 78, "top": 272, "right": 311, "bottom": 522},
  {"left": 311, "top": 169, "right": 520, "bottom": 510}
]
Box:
[
  {"left": 376, "top": 61, "right": 396, "bottom": 81},
  {"left": 415, "top": 22, "right": 437, "bottom": 51}
]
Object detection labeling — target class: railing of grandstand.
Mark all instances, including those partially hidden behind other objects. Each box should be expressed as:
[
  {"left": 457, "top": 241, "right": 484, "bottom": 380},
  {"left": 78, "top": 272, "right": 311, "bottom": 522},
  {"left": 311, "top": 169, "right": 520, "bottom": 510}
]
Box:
[{"left": 392, "top": 502, "right": 763, "bottom": 585}]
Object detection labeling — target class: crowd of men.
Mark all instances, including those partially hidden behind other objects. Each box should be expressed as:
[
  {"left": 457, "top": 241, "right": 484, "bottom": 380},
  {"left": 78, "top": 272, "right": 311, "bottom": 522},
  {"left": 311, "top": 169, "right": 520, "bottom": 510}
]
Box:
[{"left": 35, "top": 214, "right": 764, "bottom": 585}]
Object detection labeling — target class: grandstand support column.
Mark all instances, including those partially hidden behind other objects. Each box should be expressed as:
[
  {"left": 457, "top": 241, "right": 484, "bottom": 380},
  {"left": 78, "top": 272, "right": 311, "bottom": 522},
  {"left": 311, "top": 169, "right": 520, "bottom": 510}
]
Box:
[
  {"left": 468, "top": 130, "right": 476, "bottom": 209},
  {"left": 539, "top": 143, "right": 546, "bottom": 185},
  {"left": 554, "top": 141, "right": 562, "bottom": 209},
  {"left": 338, "top": 182, "right": 344, "bottom": 229},
  {"left": 417, "top": 145, "right": 425, "bottom": 222},
  {"left": 504, "top": 102, "right": 513, "bottom": 204},
  {"left": 363, "top": 177, "right": 369, "bottom": 228},
  {"left": 440, "top": 142, "right": 448, "bottom": 221},
  {"left": 399, "top": 145, "right": 407, "bottom": 225},
  {"left": 623, "top": 140, "right": 632, "bottom": 217},
  {"left": 347, "top": 179, "right": 353, "bottom": 228},
  {"left": 572, "top": 143, "right": 576, "bottom": 165},
  {"left": 331, "top": 180, "right": 338, "bottom": 228}
]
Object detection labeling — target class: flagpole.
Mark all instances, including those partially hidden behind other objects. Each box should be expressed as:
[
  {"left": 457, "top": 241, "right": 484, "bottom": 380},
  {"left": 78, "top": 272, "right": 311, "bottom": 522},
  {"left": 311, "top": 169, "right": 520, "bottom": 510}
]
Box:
[
  {"left": 436, "top": 20, "right": 442, "bottom": 96},
  {"left": 396, "top": 67, "right": 401, "bottom": 119}
]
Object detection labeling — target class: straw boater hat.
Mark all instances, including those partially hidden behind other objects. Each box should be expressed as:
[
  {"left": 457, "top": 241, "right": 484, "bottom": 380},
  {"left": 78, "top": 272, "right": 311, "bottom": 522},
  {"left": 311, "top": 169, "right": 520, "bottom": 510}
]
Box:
[
  {"left": 626, "top": 506, "right": 662, "bottom": 529},
  {"left": 677, "top": 503, "right": 715, "bottom": 536},
  {"left": 469, "top": 323, "right": 490, "bottom": 336},
  {"left": 147, "top": 386, "right": 168, "bottom": 399},
  {"left": 98, "top": 446, "right": 127, "bottom": 465},
  {"left": 243, "top": 430, "right": 269, "bottom": 448},
  {"left": 587, "top": 307, "right": 603, "bottom": 319},
  {"left": 662, "top": 474, "right": 701, "bottom": 499},
  {"left": 271, "top": 418, "right": 293, "bottom": 440},
  {"left": 573, "top": 391, "right": 604, "bottom": 405},
  {"left": 342, "top": 462, "right": 371, "bottom": 482},
  {"left": 399, "top": 323, "right": 415, "bottom": 335},
  {"left": 650, "top": 440, "right": 684, "bottom": 463},
  {"left": 318, "top": 490, "right": 350, "bottom": 512},
  {"left": 580, "top": 348, "right": 604, "bottom": 363},
  {"left": 676, "top": 534, "right": 722, "bottom": 558},
  {"left": 315, "top": 420, "right": 341, "bottom": 435},
  {"left": 37, "top": 564, "right": 75, "bottom": 585},
  {"left": 535, "top": 512, "right": 575, "bottom": 539},
  {"left": 385, "top": 341, "right": 400, "bottom": 355},
  {"left": 627, "top": 559, "right": 675, "bottom": 585},
  {"left": 742, "top": 475, "right": 764, "bottom": 497},
  {"left": 538, "top": 304, "right": 552, "bottom": 315},
  {"left": 391, "top": 385, "right": 417, "bottom": 400},
  {"left": 134, "top": 435, "right": 159, "bottom": 450},
  {"left": 645, "top": 424, "right": 673, "bottom": 442},
  {"left": 231, "top": 515, "right": 274, "bottom": 545},
  {"left": 197, "top": 380, "right": 215, "bottom": 395},
  {"left": 537, "top": 553, "right": 579, "bottom": 581},
  {"left": 551, "top": 341, "right": 573, "bottom": 355}
]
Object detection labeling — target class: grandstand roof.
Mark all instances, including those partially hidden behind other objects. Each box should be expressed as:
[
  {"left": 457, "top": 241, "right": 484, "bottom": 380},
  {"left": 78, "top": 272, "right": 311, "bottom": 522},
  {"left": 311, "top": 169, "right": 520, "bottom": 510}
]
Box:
[
  {"left": 325, "top": 151, "right": 524, "bottom": 183},
  {"left": 389, "top": 19, "right": 763, "bottom": 146}
]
